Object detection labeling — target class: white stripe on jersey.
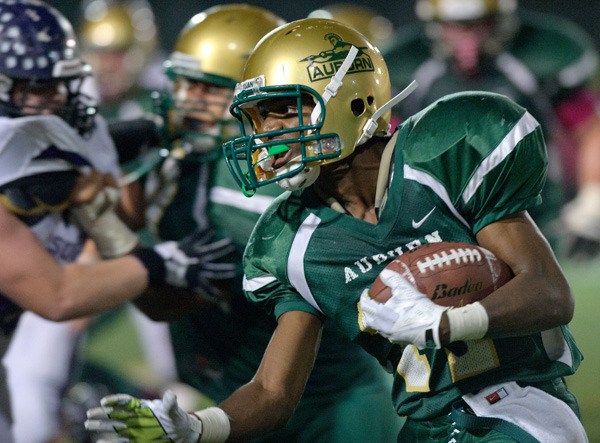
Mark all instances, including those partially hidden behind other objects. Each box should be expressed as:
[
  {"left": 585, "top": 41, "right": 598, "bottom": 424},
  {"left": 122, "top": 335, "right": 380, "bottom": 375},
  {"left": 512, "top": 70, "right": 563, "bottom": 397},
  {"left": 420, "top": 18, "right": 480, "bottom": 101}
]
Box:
[
  {"left": 462, "top": 111, "right": 540, "bottom": 205},
  {"left": 404, "top": 165, "right": 470, "bottom": 228},
  {"left": 287, "top": 213, "right": 323, "bottom": 314},
  {"left": 242, "top": 274, "right": 277, "bottom": 292},
  {"left": 209, "top": 185, "right": 275, "bottom": 214}
]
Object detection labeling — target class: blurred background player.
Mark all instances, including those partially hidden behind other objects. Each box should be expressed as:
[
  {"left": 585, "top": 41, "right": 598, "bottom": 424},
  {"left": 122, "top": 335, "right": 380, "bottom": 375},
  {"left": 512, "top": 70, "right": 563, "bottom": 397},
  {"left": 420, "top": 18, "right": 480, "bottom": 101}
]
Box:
[
  {"left": 0, "top": 2, "right": 167, "bottom": 442},
  {"left": 307, "top": 3, "right": 396, "bottom": 53},
  {"left": 67, "top": 3, "right": 180, "bottom": 436},
  {"left": 0, "top": 1, "right": 133, "bottom": 441},
  {"left": 139, "top": 4, "right": 403, "bottom": 441},
  {"left": 383, "top": 0, "right": 600, "bottom": 260},
  {"left": 78, "top": 0, "right": 161, "bottom": 121}
]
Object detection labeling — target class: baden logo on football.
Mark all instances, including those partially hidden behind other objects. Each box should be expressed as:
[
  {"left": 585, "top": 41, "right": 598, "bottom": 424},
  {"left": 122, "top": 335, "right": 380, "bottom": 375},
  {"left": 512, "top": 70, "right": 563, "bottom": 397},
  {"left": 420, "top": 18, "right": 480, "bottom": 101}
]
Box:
[{"left": 300, "top": 33, "right": 374, "bottom": 82}]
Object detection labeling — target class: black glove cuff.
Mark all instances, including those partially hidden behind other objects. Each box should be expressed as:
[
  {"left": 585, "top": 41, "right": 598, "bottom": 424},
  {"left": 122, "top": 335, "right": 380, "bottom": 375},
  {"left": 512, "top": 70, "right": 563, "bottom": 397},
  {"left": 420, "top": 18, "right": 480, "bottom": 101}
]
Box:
[{"left": 130, "top": 247, "right": 166, "bottom": 286}]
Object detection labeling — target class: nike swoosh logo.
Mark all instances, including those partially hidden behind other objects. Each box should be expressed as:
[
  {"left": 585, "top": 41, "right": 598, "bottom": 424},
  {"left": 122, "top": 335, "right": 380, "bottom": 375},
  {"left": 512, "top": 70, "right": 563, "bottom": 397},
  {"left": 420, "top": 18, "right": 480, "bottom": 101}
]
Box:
[{"left": 412, "top": 207, "right": 436, "bottom": 229}]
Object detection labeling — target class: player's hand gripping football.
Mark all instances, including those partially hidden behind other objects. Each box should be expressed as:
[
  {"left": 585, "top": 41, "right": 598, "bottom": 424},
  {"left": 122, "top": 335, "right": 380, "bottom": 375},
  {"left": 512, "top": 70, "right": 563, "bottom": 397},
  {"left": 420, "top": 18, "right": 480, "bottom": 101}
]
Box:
[
  {"left": 84, "top": 390, "right": 201, "bottom": 443},
  {"left": 359, "top": 268, "right": 449, "bottom": 349},
  {"left": 152, "top": 227, "right": 238, "bottom": 298}
]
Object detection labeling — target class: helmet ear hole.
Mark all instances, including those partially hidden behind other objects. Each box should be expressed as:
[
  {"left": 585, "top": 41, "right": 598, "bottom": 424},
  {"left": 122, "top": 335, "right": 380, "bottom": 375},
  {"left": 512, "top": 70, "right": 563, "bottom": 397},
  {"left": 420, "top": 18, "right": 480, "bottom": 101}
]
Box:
[{"left": 351, "top": 98, "right": 365, "bottom": 117}]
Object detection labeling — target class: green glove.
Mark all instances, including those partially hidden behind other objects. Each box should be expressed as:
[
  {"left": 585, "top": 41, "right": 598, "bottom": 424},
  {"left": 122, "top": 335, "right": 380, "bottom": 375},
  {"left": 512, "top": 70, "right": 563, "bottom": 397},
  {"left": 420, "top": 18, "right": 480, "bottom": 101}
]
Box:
[{"left": 85, "top": 390, "right": 202, "bottom": 442}]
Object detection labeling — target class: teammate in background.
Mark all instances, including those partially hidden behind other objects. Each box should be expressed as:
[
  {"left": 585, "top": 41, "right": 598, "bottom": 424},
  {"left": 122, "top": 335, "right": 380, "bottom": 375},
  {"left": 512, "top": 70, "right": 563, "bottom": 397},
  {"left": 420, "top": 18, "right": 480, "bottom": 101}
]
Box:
[
  {"left": 76, "top": 0, "right": 180, "bottom": 421},
  {"left": 307, "top": 3, "right": 395, "bottom": 52},
  {"left": 0, "top": 2, "right": 234, "bottom": 441},
  {"left": 78, "top": 0, "right": 161, "bottom": 121},
  {"left": 140, "top": 5, "right": 402, "bottom": 442},
  {"left": 383, "top": 0, "right": 600, "bottom": 260},
  {"left": 85, "top": 18, "right": 587, "bottom": 443}
]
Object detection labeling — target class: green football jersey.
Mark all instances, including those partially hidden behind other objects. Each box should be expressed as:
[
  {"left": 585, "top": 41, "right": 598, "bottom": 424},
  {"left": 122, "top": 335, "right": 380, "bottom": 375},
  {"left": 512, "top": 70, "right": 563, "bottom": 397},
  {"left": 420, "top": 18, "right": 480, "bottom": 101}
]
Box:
[
  {"left": 243, "top": 92, "right": 583, "bottom": 420},
  {"left": 158, "top": 141, "right": 402, "bottom": 442}
]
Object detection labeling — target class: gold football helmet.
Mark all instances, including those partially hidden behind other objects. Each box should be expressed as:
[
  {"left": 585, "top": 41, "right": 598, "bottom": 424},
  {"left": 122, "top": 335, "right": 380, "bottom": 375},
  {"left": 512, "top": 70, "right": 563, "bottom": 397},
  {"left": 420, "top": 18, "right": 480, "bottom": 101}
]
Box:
[
  {"left": 416, "top": 0, "right": 519, "bottom": 58},
  {"left": 308, "top": 4, "right": 395, "bottom": 51},
  {"left": 79, "top": 0, "right": 158, "bottom": 101},
  {"left": 158, "top": 4, "right": 285, "bottom": 160},
  {"left": 224, "top": 18, "right": 395, "bottom": 194},
  {"left": 415, "top": 0, "right": 517, "bottom": 22}
]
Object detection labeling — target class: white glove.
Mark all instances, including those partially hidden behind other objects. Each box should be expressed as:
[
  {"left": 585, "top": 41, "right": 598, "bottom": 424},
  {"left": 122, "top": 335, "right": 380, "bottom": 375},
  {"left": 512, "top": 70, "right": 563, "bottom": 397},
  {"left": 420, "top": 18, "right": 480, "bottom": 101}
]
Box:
[
  {"left": 70, "top": 186, "right": 138, "bottom": 258},
  {"left": 84, "top": 390, "right": 201, "bottom": 443},
  {"left": 359, "top": 268, "right": 449, "bottom": 349}
]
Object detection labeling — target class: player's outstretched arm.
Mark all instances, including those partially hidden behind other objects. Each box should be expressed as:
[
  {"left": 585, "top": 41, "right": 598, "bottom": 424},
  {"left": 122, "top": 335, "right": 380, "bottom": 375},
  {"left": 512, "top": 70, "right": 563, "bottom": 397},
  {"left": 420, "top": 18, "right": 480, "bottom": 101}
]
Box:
[
  {"left": 0, "top": 203, "right": 238, "bottom": 321},
  {"left": 0, "top": 203, "right": 149, "bottom": 320},
  {"left": 85, "top": 310, "right": 323, "bottom": 442},
  {"left": 219, "top": 310, "right": 323, "bottom": 439}
]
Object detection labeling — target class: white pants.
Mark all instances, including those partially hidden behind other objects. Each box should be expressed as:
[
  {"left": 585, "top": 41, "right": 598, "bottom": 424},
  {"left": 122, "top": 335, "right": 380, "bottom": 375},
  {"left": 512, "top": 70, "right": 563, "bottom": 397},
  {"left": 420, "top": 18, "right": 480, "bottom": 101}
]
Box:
[
  {"left": 3, "top": 312, "right": 79, "bottom": 443},
  {"left": 463, "top": 381, "right": 588, "bottom": 443}
]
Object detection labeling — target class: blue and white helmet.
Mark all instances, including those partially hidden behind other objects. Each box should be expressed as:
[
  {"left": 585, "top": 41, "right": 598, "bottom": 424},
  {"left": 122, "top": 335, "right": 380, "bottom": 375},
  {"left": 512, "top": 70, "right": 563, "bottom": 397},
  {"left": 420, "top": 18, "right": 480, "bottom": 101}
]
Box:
[{"left": 0, "top": 0, "right": 96, "bottom": 134}]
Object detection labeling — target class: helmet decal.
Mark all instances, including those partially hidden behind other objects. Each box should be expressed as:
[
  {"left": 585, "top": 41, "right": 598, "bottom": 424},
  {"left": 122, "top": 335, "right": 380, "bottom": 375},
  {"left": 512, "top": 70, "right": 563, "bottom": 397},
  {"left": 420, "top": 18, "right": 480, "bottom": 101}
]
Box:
[{"left": 300, "top": 33, "right": 373, "bottom": 82}]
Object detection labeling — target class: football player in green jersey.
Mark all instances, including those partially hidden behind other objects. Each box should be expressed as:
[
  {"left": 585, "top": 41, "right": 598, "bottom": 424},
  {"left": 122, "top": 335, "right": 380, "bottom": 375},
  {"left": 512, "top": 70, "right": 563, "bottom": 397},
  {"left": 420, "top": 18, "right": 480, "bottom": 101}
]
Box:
[
  {"left": 384, "top": 0, "right": 600, "bottom": 259},
  {"left": 111, "top": 4, "right": 402, "bottom": 442},
  {"left": 85, "top": 18, "right": 587, "bottom": 443}
]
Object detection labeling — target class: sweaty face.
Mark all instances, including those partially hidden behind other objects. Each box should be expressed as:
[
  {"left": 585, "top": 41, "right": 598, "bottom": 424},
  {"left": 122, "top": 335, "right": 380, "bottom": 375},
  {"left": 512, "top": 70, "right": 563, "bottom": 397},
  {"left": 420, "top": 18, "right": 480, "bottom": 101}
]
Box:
[
  {"left": 12, "top": 80, "right": 69, "bottom": 116},
  {"left": 440, "top": 19, "right": 494, "bottom": 77}
]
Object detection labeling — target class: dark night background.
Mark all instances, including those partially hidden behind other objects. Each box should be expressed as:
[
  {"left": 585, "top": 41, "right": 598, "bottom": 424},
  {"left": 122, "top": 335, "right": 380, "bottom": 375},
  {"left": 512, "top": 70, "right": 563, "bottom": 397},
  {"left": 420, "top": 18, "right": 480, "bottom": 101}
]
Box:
[{"left": 48, "top": 0, "right": 600, "bottom": 54}]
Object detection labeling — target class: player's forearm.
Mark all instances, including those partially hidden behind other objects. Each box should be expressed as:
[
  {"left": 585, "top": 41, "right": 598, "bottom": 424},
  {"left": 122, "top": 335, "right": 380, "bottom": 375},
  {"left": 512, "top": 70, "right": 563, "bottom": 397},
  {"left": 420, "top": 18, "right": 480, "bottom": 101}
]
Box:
[
  {"left": 476, "top": 213, "right": 574, "bottom": 337},
  {"left": 218, "top": 381, "right": 298, "bottom": 440},
  {"left": 44, "top": 255, "right": 149, "bottom": 321},
  {"left": 217, "top": 311, "right": 322, "bottom": 440}
]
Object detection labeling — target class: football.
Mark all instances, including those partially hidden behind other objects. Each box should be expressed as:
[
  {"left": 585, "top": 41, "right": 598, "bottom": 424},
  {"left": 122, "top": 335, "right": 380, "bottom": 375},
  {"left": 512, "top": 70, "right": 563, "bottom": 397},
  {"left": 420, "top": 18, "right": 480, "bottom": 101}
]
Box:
[{"left": 369, "top": 242, "right": 512, "bottom": 307}]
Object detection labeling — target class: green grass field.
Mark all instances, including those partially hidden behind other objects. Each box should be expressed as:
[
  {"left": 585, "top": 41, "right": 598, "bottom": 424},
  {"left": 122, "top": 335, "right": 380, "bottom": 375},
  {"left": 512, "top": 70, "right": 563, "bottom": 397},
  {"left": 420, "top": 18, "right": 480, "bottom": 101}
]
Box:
[
  {"left": 82, "top": 257, "right": 600, "bottom": 440},
  {"left": 561, "top": 258, "right": 600, "bottom": 441}
]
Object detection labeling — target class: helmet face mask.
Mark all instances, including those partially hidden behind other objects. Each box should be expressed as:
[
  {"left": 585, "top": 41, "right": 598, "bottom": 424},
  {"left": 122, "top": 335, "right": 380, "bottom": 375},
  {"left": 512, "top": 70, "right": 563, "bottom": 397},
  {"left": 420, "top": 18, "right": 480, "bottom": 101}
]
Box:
[
  {"left": 223, "top": 18, "right": 392, "bottom": 194},
  {"left": 225, "top": 83, "right": 341, "bottom": 194},
  {"left": 0, "top": 0, "right": 96, "bottom": 135},
  {"left": 159, "top": 78, "right": 235, "bottom": 160},
  {"left": 158, "top": 4, "right": 285, "bottom": 162}
]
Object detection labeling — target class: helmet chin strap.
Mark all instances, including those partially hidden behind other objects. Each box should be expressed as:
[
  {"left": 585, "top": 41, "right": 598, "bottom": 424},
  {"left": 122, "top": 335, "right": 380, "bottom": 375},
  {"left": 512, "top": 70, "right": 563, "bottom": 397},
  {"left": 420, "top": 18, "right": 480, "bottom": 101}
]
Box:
[
  {"left": 356, "top": 80, "right": 419, "bottom": 146},
  {"left": 311, "top": 45, "right": 359, "bottom": 125}
]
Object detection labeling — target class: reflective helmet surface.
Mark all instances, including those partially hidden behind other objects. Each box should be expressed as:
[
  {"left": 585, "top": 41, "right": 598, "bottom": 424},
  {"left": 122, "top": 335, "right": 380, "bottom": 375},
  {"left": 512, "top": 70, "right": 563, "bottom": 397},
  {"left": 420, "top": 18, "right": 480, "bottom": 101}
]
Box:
[
  {"left": 0, "top": 0, "right": 95, "bottom": 133},
  {"left": 79, "top": 0, "right": 157, "bottom": 54},
  {"left": 416, "top": 0, "right": 517, "bottom": 22},
  {"left": 224, "top": 18, "right": 391, "bottom": 194},
  {"left": 79, "top": 0, "right": 158, "bottom": 102},
  {"left": 159, "top": 4, "right": 285, "bottom": 160},
  {"left": 308, "top": 3, "right": 395, "bottom": 51}
]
